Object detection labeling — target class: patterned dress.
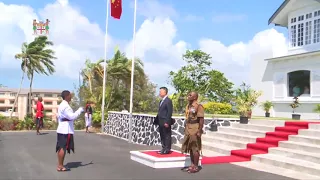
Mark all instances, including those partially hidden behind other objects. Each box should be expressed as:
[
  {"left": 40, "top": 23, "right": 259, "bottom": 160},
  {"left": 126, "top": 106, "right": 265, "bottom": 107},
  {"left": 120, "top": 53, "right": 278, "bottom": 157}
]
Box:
[{"left": 181, "top": 101, "right": 204, "bottom": 153}]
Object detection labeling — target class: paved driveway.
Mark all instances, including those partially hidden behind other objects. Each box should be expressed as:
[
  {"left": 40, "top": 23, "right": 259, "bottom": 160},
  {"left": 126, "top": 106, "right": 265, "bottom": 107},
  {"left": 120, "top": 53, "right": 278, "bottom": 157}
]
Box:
[{"left": 0, "top": 131, "right": 294, "bottom": 180}]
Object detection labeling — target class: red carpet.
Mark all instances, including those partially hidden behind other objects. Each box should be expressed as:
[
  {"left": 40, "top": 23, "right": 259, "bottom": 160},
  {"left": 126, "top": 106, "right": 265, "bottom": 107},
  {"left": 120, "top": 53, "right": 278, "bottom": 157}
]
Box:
[
  {"left": 201, "top": 121, "right": 317, "bottom": 165},
  {"left": 142, "top": 150, "right": 186, "bottom": 158}
]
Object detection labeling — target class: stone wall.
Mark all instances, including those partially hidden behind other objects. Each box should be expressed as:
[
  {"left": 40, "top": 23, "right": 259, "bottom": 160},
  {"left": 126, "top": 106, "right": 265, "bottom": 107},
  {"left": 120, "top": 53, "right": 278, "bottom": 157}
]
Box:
[{"left": 104, "top": 111, "right": 240, "bottom": 146}]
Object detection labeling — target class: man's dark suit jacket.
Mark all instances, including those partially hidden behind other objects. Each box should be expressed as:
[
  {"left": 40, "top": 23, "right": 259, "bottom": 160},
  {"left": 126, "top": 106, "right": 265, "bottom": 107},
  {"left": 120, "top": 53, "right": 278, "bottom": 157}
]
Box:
[{"left": 153, "top": 97, "right": 174, "bottom": 126}]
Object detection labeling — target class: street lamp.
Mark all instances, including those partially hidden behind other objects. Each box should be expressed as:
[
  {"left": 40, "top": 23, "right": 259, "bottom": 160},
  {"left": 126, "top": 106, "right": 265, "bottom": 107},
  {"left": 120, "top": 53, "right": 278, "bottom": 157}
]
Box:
[{"left": 178, "top": 96, "right": 184, "bottom": 115}]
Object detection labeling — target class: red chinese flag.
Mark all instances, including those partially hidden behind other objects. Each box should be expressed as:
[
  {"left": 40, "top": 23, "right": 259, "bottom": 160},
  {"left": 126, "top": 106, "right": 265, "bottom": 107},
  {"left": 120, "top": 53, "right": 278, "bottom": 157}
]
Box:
[{"left": 111, "top": 0, "right": 122, "bottom": 19}]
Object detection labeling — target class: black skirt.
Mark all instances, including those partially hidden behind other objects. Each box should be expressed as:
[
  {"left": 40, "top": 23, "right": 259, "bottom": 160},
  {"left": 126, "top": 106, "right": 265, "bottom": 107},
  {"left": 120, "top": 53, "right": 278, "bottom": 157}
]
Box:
[{"left": 56, "top": 133, "right": 74, "bottom": 154}]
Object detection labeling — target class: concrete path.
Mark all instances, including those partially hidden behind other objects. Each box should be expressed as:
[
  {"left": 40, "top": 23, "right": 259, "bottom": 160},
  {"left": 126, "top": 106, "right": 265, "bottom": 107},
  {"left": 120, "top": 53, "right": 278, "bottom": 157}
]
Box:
[{"left": 0, "top": 131, "right": 295, "bottom": 180}]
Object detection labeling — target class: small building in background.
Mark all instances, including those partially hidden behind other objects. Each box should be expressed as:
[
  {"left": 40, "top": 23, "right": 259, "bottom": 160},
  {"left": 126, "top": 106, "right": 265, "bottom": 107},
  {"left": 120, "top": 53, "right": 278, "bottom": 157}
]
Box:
[{"left": 0, "top": 87, "right": 62, "bottom": 121}]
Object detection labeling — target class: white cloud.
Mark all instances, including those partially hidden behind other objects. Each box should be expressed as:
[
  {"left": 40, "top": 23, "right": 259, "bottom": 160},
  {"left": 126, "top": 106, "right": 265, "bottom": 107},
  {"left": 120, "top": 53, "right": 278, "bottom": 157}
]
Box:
[
  {"left": 0, "top": 0, "right": 290, "bottom": 91},
  {"left": 199, "top": 28, "right": 288, "bottom": 85},
  {"left": 0, "top": 0, "right": 113, "bottom": 79},
  {"left": 125, "top": 17, "right": 188, "bottom": 87},
  {"left": 212, "top": 13, "right": 247, "bottom": 23},
  {"left": 133, "top": 0, "right": 178, "bottom": 19}
]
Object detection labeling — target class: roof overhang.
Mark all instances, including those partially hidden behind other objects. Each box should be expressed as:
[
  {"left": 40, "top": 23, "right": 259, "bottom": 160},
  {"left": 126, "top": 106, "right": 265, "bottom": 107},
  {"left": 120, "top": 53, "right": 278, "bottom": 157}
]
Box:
[
  {"left": 265, "top": 50, "right": 320, "bottom": 62},
  {"left": 268, "top": 0, "right": 291, "bottom": 27},
  {"left": 268, "top": 0, "right": 320, "bottom": 27}
]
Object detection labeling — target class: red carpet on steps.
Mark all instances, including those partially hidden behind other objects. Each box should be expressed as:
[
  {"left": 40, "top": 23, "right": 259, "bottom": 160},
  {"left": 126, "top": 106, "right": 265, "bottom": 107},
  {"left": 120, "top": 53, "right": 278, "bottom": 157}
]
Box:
[{"left": 201, "top": 121, "right": 317, "bottom": 165}]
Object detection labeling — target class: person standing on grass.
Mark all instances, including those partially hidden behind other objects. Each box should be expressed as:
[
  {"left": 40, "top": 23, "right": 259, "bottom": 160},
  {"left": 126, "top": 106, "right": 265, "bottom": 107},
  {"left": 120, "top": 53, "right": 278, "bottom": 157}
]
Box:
[
  {"left": 181, "top": 91, "right": 204, "bottom": 173},
  {"left": 35, "top": 96, "right": 44, "bottom": 135},
  {"left": 85, "top": 101, "right": 93, "bottom": 133},
  {"left": 56, "top": 90, "right": 84, "bottom": 172}
]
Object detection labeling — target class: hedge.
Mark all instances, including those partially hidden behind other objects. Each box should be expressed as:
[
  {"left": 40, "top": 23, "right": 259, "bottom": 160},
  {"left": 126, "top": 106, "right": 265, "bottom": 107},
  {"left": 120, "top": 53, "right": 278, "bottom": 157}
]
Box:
[{"left": 203, "top": 102, "right": 233, "bottom": 114}]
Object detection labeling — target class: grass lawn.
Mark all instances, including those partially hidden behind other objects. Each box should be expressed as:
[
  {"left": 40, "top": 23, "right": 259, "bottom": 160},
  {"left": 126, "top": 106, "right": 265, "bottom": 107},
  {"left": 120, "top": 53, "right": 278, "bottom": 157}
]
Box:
[{"left": 136, "top": 112, "right": 292, "bottom": 120}]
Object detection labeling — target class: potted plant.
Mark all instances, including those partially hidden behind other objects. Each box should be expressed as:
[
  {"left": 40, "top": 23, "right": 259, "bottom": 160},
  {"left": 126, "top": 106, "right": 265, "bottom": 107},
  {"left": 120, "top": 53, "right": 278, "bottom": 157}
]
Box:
[
  {"left": 235, "top": 88, "right": 262, "bottom": 124},
  {"left": 313, "top": 104, "right": 320, "bottom": 119},
  {"left": 290, "top": 97, "right": 300, "bottom": 120},
  {"left": 235, "top": 98, "right": 251, "bottom": 124},
  {"left": 260, "top": 101, "right": 273, "bottom": 117},
  {"left": 235, "top": 83, "right": 262, "bottom": 124}
]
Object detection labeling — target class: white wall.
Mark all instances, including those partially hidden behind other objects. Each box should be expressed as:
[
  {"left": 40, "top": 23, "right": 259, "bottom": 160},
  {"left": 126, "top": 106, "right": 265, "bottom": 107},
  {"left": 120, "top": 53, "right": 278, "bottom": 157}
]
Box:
[{"left": 250, "top": 49, "right": 275, "bottom": 117}]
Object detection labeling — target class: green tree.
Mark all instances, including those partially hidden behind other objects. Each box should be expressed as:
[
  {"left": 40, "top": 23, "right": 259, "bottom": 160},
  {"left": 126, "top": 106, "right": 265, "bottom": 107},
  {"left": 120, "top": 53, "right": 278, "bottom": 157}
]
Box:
[
  {"left": 12, "top": 36, "right": 56, "bottom": 117},
  {"left": 169, "top": 49, "right": 234, "bottom": 102},
  {"left": 25, "top": 36, "right": 56, "bottom": 115},
  {"left": 78, "top": 49, "right": 158, "bottom": 119}
]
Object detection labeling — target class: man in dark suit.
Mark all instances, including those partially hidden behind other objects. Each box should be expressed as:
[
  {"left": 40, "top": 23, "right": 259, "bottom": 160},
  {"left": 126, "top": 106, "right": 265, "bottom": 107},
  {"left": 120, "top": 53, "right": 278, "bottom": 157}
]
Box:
[{"left": 153, "top": 87, "right": 173, "bottom": 154}]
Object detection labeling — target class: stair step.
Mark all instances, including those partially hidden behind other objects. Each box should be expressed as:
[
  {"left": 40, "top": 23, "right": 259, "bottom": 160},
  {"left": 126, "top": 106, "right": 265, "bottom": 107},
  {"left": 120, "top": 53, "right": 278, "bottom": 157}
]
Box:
[
  {"left": 268, "top": 147, "right": 320, "bottom": 164},
  {"left": 279, "top": 141, "right": 320, "bottom": 153},
  {"left": 247, "top": 142, "right": 277, "bottom": 151},
  {"left": 218, "top": 127, "right": 267, "bottom": 137},
  {"left": 256, "top": 137, "right": 286, "bottom": 145},
  {"left": 252, "top": 153, "right": 320, "bottom": 176},
  {"left": 202, "top": 135, "right": 247, "bottom": 148},
  {"left": 249, "top": 120, "right": 285, "bottom": 126},
  {"left": 231, "top": 123, "right": 275, "bottom": 132},
  {"left": 308, "top": 123, "right": 320, "bottom": 130},
  {"left": 202, "top": 141, "right": 238, "bottom": 155},
  {"left": 266, "top": 131, "right": 297, "bottom": 139},
  {"left": 206, "top": 131, "right": 257, "bottom": 143},
  {"left": 233, "top": 161, "right": 320, "bottom": 179},
  {"left": 298, "top": 129, "right": 320, "bottom": 137},
  {"left": 288, "top": 135, "right": 320, "bottom": 145}
]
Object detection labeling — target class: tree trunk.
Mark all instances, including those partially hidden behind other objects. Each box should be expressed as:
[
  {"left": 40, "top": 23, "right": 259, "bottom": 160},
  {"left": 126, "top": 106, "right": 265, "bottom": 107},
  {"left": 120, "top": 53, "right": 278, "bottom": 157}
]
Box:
[
  {"left": 89, "top": 77, "right": 92, "bottom": 94},
  {"left": 10, "top": 62, "right": 26, "bottom": 119},
  {"left": 28, "top": 72, "right": 34, "bottom": 117},
  {"left": 105, "top": 80, "right": 117, "bottom": 110}
]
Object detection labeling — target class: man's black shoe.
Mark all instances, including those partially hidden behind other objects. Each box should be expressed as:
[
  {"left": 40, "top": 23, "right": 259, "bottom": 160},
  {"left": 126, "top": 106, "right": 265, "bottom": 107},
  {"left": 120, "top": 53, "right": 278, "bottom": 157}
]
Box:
[
  {"left": 160, "top": 150, "right": 171, "bottom": 154},
  {"left": 157, "top": 149, "right": 164, "bottom": 154}
]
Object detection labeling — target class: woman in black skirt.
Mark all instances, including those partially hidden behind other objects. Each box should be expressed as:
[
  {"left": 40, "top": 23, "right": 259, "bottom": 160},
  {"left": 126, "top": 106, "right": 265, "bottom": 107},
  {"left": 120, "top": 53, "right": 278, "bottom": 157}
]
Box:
[{"left": 55, "top": 90, "right": 84, "bottom": 172}]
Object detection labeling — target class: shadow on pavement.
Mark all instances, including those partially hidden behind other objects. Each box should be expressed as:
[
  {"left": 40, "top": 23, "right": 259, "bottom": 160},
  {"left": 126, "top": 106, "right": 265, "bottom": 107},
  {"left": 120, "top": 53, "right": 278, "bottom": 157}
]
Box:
[
  {"left": 39, "top": 133, "right": 49, "bottom": 135},
  {"left": 65, "top": 161, "right": 93, "bottom": 169}
]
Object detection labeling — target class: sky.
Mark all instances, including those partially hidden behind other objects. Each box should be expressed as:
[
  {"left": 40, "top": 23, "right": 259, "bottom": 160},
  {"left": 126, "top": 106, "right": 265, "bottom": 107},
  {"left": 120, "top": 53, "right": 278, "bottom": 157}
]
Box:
[{"left": 0, "top": 0, "right": 289, "bottom": 92}]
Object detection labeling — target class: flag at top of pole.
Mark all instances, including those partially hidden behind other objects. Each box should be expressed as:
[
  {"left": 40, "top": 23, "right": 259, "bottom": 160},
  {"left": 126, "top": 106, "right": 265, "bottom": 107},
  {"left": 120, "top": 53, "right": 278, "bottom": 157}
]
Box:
[{"left": 111, "top": 0, "right": 122, "bottom": 19}]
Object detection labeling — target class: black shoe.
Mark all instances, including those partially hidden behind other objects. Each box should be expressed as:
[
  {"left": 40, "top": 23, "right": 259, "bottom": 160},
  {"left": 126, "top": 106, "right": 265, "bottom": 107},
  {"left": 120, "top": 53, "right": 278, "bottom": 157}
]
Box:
[
  {"left": 157, "top": 149, "right": 164, "bottom": 154},
  {"left": 161, "top": 150, "right": 171, "bottom": 154}
]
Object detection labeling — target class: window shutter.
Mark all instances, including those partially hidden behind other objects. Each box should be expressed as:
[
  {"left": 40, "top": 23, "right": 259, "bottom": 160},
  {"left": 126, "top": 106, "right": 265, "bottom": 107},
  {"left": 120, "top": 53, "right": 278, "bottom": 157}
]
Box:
[{"left": 273, "top": 72, "right": 286, "bottom": 98}]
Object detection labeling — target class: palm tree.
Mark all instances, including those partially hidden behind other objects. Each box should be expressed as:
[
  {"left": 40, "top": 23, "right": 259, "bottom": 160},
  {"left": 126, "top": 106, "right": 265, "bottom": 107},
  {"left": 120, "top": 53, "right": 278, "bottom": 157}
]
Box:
[
  {"left": 81, "top": 59, "right": 95, "bottom": 94},
  {"left": 26, "top": 36, "right": 56, "bottom": 115},
  {"left": 12, "top": 36, "right": 56, "bottom": 117},
  {"left": 10, "top": 43, "right": 29, "bottom": 118}
]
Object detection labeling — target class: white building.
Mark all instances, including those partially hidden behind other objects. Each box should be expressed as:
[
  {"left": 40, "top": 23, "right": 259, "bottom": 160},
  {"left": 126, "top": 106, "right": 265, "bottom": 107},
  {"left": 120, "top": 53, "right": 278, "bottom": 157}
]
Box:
[{"left": 251, "top": 0, "right": 320, "bottom": 119}]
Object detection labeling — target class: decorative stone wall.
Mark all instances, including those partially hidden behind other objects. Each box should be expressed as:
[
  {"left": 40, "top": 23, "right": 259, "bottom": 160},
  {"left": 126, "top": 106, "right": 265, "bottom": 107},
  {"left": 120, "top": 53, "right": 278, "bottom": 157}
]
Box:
[{"left": 104, "top": 111, "right": 240, "bottom": 146}]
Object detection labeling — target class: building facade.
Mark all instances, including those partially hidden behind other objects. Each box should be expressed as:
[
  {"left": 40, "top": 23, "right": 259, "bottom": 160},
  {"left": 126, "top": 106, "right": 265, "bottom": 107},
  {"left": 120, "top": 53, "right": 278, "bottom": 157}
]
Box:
[
  {"left": 251, "top": 0, "right": 320, "bottom": 119},
  {"left": 0, "top": 88, "right": 62, "bottom": 120}
]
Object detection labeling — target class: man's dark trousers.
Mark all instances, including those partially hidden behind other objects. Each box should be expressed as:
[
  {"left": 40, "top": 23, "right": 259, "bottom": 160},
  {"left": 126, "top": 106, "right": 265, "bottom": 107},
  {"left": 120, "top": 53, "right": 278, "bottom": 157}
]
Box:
[{"left": 159, "top": 124, "right": 172, "bottom": 152}]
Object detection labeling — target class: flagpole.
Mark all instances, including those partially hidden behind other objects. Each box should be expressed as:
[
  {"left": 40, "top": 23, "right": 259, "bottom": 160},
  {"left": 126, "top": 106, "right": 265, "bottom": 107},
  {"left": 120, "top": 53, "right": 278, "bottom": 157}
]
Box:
[
  {"left": 101, "top": 0, "right": 110, "bottom": 133},
  {"left": 128, "top": 0, "right": 137, "bottom": 143}
]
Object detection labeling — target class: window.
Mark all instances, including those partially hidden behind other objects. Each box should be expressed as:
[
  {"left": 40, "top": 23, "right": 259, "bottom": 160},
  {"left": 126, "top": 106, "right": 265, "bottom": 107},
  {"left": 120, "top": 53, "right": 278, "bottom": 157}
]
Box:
[
  {"left": 44, "top": 101, "right": 52, "bottom": 105},
  {"left": 0, "top": 100, "right": 4, "bottom": 104},
  {"left": 290, "top": 25, "right": 297, "bottom": 47},
  {"left": 10, "top": 93, "right": 16, "bottom": 97},
  {"left": 305, "top": 21, "right": 312, "bottom": 45},
  {"left": 44, "top": 94, "right": 53, "bottom": 97},
  {"left": 314, "top": 19, "right": 320, "bottom": 43},
  {"left": 0, "top": 93, "right": 4, "bottom": 96},
  {"left": 10, "top": 100, "right": 14, "bottom": 104},
  {"left": 297, "top": 23, "right": 304, "bottom": 46},
  {"left": 287, "top": 70, "right": 310, "bottom": 97}
]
